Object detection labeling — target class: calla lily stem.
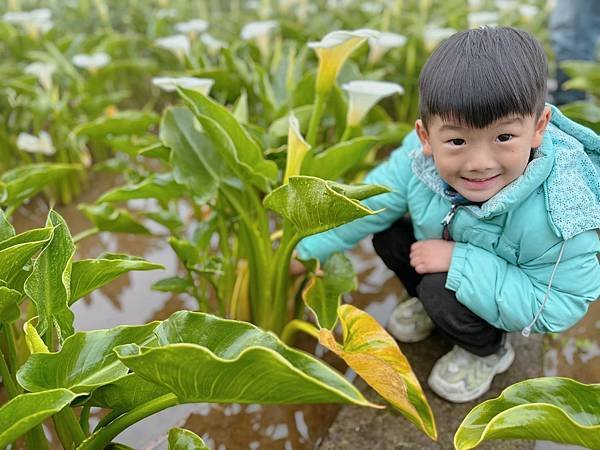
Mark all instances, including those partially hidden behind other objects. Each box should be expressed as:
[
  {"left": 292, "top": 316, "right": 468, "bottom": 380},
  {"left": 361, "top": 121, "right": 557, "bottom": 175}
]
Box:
[
  {"left": 307, "top": 93, "right": 328, "bottom": 146},
  {"left": 281, "top": 319, "right": 320, "bottom": 345}
]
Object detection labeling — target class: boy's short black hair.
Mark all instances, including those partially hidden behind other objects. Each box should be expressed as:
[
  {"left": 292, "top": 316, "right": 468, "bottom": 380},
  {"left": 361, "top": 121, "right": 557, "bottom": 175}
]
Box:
[{"left": 419, "top": 27, "right": 548, "bottom": 129}]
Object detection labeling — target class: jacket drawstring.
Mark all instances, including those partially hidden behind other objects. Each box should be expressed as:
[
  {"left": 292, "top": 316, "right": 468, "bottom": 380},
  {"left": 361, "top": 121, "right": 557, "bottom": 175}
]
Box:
[{"left": 521, "top": 239, "right": 568, "bottom": 337}]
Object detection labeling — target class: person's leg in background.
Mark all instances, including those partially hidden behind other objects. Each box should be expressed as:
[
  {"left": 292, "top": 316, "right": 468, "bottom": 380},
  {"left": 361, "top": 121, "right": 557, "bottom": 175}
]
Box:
[{"left": 549, "top": 0, "right": 600, "bottom": 105}]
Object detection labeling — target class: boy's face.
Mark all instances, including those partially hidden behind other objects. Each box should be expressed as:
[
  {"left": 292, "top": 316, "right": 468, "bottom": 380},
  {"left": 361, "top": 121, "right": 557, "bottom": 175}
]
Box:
[{"left": 415, "top": 106, "right": 551, "bottom": 203}]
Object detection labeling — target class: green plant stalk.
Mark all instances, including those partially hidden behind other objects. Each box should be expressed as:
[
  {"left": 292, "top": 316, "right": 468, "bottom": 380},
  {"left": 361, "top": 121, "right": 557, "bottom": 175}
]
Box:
[
  {"left": 78, "top": 394, "right": 179, "bottom": 450},
  {"left": 307, "top": 92, "right": 329, "bottom": 146},
  {"left": 0, "top": 349, "right": 19, "bottom": 398},
  {"left": 280, "top": 319, "right": 320, "bottom": 345},
  {"left": 53, "top": 407, "right": 86, "bottom": 448},
  {"left": 340, "top": 124, "right": 359, "bottom": 142},
  {"left": 268, "top": 222, "right": 301, "bottom": 334},
  {"left": 2, "top": 323, "right": 18, "bottom": 373},
  {"left": 79, "top": 405, "right": 91, "bottom": 435}
]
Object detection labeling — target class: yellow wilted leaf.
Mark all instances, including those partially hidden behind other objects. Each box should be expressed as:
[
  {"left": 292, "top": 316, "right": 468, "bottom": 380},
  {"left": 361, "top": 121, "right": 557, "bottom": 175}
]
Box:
[{"left": 319, "top": 304, "right": 437, "bottom": 440}]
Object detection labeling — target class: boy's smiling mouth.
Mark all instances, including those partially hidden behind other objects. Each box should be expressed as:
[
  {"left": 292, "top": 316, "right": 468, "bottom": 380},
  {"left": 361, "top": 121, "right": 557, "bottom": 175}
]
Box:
[{"left": 460, "top": 174, "right": 501, "bottom": 191}]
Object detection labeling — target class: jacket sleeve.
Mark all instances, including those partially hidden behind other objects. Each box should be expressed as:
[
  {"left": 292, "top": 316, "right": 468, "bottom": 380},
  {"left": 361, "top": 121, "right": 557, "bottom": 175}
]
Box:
[
  {"left": 445, "top": 229, "right": 600, "bottom": 333},
  {"left": 295, "top": 131, "right": 418, "bottom": 263}
]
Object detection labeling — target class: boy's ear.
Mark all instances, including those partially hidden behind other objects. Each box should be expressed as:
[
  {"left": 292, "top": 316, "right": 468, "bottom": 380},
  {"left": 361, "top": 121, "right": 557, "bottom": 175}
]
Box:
[
  {"left": 415, "top": 119, "right": 433, "bottom": 156},
  {"left": 531, "top": 105, "right": 551, "bottom": 148}
]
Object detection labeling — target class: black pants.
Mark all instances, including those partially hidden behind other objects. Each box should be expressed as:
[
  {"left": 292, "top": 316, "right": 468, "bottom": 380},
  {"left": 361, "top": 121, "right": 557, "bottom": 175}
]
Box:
[{"left": 372, "top": 217, "right": 504, "bottom": 356}]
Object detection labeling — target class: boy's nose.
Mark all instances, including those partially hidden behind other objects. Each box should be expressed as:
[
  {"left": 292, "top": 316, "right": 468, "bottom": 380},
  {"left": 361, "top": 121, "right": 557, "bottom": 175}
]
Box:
[{"left": 464, "top": 148, "right": 495, "bottom": 173}]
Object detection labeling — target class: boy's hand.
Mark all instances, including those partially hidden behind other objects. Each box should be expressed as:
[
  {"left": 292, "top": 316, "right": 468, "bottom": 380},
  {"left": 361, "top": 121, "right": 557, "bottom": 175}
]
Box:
[{"left": 410, "top": 239, "right": 455, "bottom": 274}]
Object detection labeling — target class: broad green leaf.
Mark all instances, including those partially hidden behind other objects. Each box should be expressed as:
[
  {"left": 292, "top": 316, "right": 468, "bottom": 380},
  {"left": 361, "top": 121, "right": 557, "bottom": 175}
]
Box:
[
  {"left": 0, "top": 389, "right": 77, "bottom": 448},
  {"left": 79, "top": 204, "right": 151, "bottom": 235},
  {"left": 233, "top": 90, "right": 248, "bottom": 123},
  {"left": 319, "top": 304, "right": 437, "bottom": 440},
  {"left": 0, "top": 209, "right": 15, "bottom": 241},
  {"left": 0, "top": 164, "right": 81, "bottom": 210},
  {"left": 97, "top": 174, "right": 185, "bottom": 203},
  {"left": 168, "top": 237, "right": 199, "bottom": 268},
  {"left": 454, "top": 377, "right": 600, "bottom": 450},
  {"left": 70, "top": 253, "right": 165, "bottom": 304},
  {"left": 168, "top": 428, "right": 209, "bottom": 450},
  {"left": 192, "top": 110, "right": 272, "bottom": 192},
  {"left": 23, "top": 318, "right": 49, "bottom": 354},
  {"left": 302, "top": 253, "right": 356, "bottom": 330},
  {"left": 141, "top": 210, "right": 184, "bottom": 234},
  {"left": 0, "top": 228, "right": 53, "bottom": 285},
  {"left": 17, "top": 321, "right": 159, "bottom": 394},
  {"left": 75, "top": 111, "right": 159, "bottom": 138},
  {"left": 161, "top": 107, "right": 226, "bottom": 204},
  {"left": 115, "top": 311, "right": 376, "bottom": 406},
  {"left": 0, "top": 286, "right": 21, "bottom": 323},
  {"left": 263, "top": 176, "right": 389, "bottom": 238},
  {"left": 152, "top": 276, "right": 193, "bottom": 293},
  {"left": 138, "top": 142, "right": 172, "bottom": 162},
  {"left": 178, "top": 87, "right": 278, "bottom": 187},
  {"left": 24, "top": 211, "right": 75, "bottom": 342},
  {"left": 90, "top": 373, "right": 170, "bottom": 414},
  {"left": 302, "top": 137, "right": 378, "bottom": 180}
]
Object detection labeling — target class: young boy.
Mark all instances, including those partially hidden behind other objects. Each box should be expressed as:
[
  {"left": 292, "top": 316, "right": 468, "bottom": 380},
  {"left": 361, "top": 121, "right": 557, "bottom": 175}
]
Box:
[{"left": 295, "top": 27, "right": 600, "bottom": 403}]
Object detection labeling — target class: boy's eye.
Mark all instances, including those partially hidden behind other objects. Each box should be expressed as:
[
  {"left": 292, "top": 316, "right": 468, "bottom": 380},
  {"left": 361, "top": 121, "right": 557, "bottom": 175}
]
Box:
[
  {"left": 448, "top": 138, "right": 465, "bottom": 146},
  {"left": 497, "top": 134, "right": 513, "bottom": 142}
]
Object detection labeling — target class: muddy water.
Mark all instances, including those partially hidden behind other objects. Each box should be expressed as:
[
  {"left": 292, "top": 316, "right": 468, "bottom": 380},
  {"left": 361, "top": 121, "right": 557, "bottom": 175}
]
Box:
[{"left": 9, "top": 178, "right": 599, "bottom": 449}]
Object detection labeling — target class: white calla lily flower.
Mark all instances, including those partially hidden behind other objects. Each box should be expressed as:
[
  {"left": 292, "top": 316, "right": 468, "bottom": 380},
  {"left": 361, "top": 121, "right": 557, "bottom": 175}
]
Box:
[
  {"left": 308, "top": 29, "right": 380, "bottom": 96},
  {"left": 519, "top": 5, "right": 539, "bottom": 21},
  {"left": 468, "top": 11, "right": 500, "bottom": 28},
  {"left": 343, "top": 80, "right": 404, "bottom": 127},
  {"left": 25, "top": 61, "right": 56, "bottom": 90},
  {"left": 360, "top": 2, "right": 384, "bottom": 14},
  {"left": 284, "top": 113, "right": 311, "bottom": 183},
  {"left": 155, "top": 34, "right": 191, "bottom": 61},
  {"left": 175, "top": 19, "right": 208, "bottom": 36},
  {"left": 152, "top": 77, "right": 214, "bottom": 95},
  {"left": 2, "top": 8, "right": 53, "bottom": 37},
  {"left": 241, "top": 20, "right": 278, "bottom": 58},
  {"left": 368, "top": 31, "right": 407, "bottom": 64},
  {"left": 72, "top": 52, "right": 111, "bottom": 71},
  {"left": 423, "top": 27, "right": 456, "bottom": 52},
  {"left": 16, "top": 131, "right": 55, "bottom": 155},
  {"left": 200, "top": 33, "right": 228, "bottom": 54}
]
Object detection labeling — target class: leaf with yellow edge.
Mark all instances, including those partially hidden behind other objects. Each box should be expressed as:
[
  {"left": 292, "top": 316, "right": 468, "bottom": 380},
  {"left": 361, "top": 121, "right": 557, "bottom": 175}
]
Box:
[{"left": 319, "top": 304, "right": 437, "bottom": 440}]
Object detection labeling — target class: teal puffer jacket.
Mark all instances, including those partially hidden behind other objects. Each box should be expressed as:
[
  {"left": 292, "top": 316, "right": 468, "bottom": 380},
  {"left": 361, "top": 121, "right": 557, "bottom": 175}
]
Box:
[{"left": 296, "top": 106, "right": 600, "bottom": 335}]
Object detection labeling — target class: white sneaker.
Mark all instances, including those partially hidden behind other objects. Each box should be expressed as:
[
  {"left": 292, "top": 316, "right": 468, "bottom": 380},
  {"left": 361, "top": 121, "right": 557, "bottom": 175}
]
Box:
[
  {"left": 387, "top": 297, "right": 435, "bottom": 343},
  {"left": 428, "top": 337, "right": 515, "bottom": 403}
]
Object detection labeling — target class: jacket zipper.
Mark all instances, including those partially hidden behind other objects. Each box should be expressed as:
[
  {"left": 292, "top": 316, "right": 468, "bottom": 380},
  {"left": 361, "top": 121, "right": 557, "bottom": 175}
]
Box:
[{"left": 441, "top": 204, "right": 459, "bottom": 241}]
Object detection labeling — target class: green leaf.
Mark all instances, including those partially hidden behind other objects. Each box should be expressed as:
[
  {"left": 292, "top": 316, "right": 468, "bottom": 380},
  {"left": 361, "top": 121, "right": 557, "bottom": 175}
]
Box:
[
  {"left": 263, "top": 176, "right": 390, "bottom": 238},
  {"left": 319, "top": 304, "right": 437, "bottom": 440},
  {"left": 141, "top": 210, "right": 184, "bottom": 234},
  {"left": 454, "top": 377, "right": 600, "bottom": 450},
  {"left": 97, "top": 174, "right": 185, "bottom": 203},
  {"left": 24, "top": 211, "right": 75, "bottom": 342},
  {"left": 0, "top": 209, "right": 15, "bottom": 242},
  {"left": 75, "top": 111, "right": 159, "bottom": 138},
  {"left": 89, "top": 373, "right": 170, "bottom": 414},
  {"left": 168, "top": 428, "right": 209, "bottom": 450},
  {"left": 152, "top": 276, "right": 193, "bottom": 293},
  {"left": 302, "top": 137, "right": 378, "bottom": 180},
  {"left": 559, "top": 101, "right": 600, "bottom": 133},
  {"left": 0, "top": 227, "right": 53, "bottom": 285},
  {"left": 0, "top": 164, "right": 81, "bottom": 210},
  {"left": 138, "top": 142, "right": 172, "bottom": 162},
  {"left": 177, "top": 87, "right": 277, "bottom": 188},
  {"left": 23, "top": 318, "right": 49, "bottom": 354},
  {"left": 161, "top": 107, "right": 226, "bottom": 204},
  {"left": 0, "top": 389, "right": 77, "bottom": 448},
  {"left": 17, "top": 321, "right": 159, "bottom": 394},
  {"left": 115, "top": 311, "right": 376, "bottom": 406},
  {"left": 0, "top": 286, "right": 21, "bottom": 323},
  {"left": 268, "top": 105, "right": 312, "bottom": 138},
  {"left": 302, "top": 253, "right": 356, "bottom": 330},
  {"left": 79, "top": 204, "right": 151, "bottom": 235},
  {"left": 70, "top": 253, "right": 165, "bottom": 304}
]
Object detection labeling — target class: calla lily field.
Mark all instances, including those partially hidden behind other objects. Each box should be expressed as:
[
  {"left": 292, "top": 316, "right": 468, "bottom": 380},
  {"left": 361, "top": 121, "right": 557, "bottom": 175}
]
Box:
[{"left": 0, "top": 0, "right": 598, "bottom": 448}]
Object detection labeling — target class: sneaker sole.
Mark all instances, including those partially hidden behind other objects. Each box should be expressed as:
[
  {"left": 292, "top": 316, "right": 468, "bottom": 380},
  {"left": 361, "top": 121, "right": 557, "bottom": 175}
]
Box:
[{"left": 428, "top": 345, "right": 516, "bottom": 403}]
